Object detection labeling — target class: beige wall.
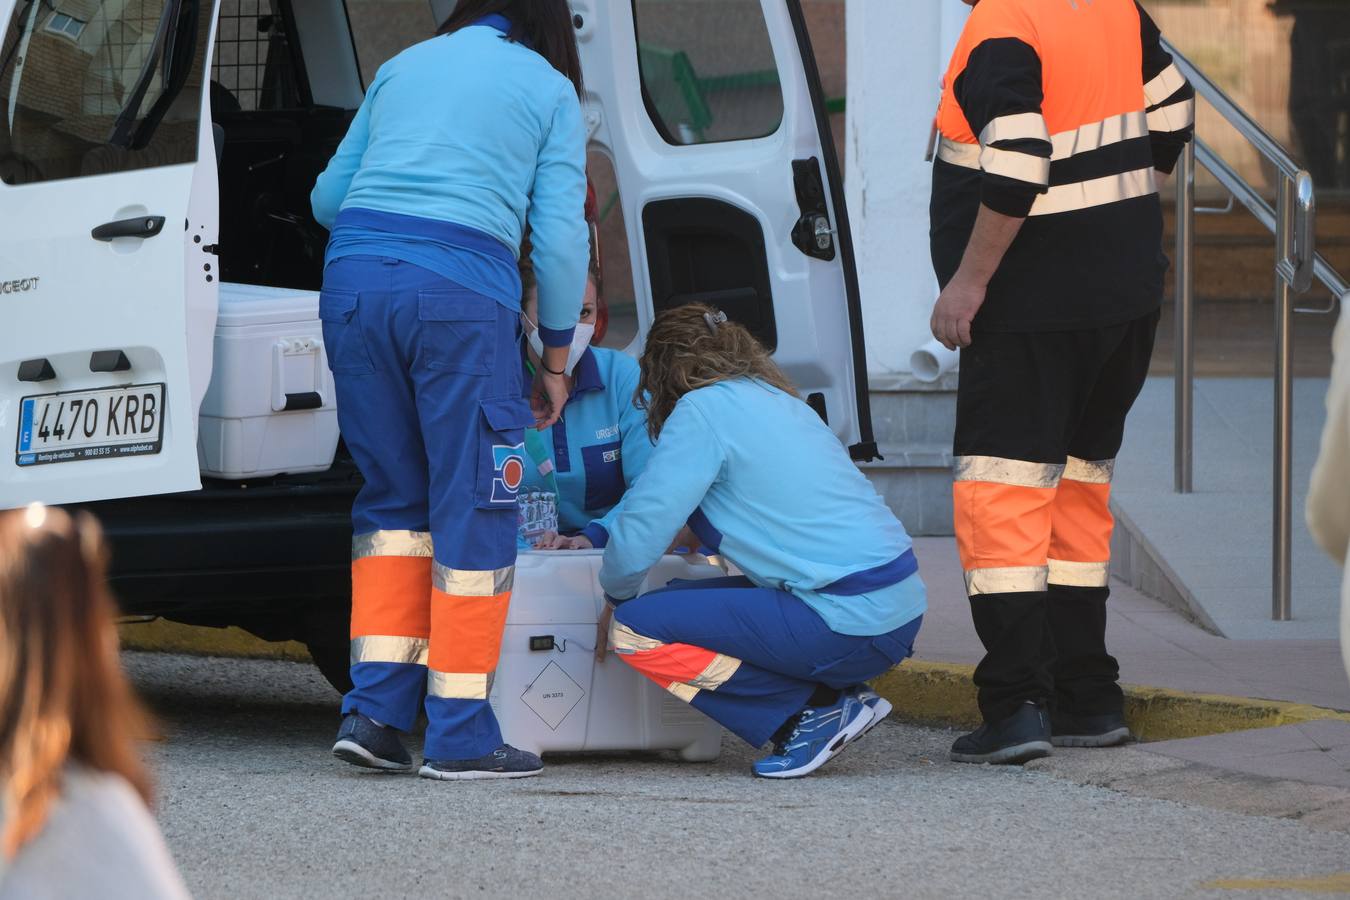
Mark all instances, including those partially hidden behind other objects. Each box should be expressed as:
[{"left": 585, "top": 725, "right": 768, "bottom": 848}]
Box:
[{"left": 1147, "top": 0, "right": 1298, "bottom": 193}]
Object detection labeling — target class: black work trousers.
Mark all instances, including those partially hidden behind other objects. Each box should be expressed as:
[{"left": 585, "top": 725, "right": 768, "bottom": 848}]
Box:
[{"left": 952, "top": 308, "right": 1159, "bottom": 723}]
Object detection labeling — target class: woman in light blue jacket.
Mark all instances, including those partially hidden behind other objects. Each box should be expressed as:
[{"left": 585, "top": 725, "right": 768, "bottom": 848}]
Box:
[
  {"left": 599, "top": 305, "right": 927, "bottom": 780},
  {"left": 311, "top": 0, "right": 588, "bottom": 782}
]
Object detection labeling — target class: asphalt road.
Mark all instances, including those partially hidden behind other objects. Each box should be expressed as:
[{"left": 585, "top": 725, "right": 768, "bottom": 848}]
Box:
[{"left": 127, "top": 653, "right": 1350, "bottom": 900}]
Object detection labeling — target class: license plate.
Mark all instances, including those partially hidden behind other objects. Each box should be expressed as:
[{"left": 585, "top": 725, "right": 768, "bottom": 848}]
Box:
[{"left": 16, "top": 383, "right": 165, "bottom": 467}]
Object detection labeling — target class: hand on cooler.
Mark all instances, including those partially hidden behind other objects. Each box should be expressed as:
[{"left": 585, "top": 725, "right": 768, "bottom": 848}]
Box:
[
  {"left": 595, "top": 603, "right": 614, "bottom": 662},
  {"left": 533, "top": 531, "right": 593, "bottom": 551},
  {"left": 667, "top": 526, "right": 702, "bottom": 554}
]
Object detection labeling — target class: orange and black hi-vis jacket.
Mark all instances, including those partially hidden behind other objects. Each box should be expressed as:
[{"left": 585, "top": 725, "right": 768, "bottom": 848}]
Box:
[{"left": 930, "top": 0, "right": 1195, "bottom": 332}]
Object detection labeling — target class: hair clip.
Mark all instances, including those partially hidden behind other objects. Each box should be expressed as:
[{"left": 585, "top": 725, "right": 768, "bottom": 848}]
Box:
[{"left": 703, "top": 310, "right": 728, "bottom": 333}]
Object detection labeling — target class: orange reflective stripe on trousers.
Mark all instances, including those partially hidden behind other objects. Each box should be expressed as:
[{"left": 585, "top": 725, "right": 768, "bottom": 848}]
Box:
[{"left": 1048, "top": 457, "right": 1115, "bottom": 588}]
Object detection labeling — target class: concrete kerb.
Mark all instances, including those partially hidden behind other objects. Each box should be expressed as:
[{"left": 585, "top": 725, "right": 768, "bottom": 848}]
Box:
[
  {"left": 122, "top": 621, "right": 1350, "bottom": 744},
  {"left": 875, "top": 660, "right": 1350, "bottom": 743},
  {"left": 119, "top": 619, "right": 311, "bottom": 662}
]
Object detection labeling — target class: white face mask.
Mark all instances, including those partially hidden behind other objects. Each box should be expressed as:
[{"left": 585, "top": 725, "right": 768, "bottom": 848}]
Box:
[{"left": 525, "top": 314, "right": 595, "bottom": 376}]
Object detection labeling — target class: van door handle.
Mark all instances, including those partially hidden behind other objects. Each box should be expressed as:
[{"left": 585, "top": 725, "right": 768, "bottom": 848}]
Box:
[{"left": 92, "top": 216, "right": 165, "bottom": 241}]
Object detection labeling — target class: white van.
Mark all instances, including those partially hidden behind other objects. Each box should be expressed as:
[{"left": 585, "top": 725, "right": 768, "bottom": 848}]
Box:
[{"left": 0, "top": 0, "right": 878, "bottom": 689}]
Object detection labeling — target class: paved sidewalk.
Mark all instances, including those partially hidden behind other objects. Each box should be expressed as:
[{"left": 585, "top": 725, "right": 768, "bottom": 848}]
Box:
[{"left": 1110, "top": 377, "right": 1342, "bottom": 640}]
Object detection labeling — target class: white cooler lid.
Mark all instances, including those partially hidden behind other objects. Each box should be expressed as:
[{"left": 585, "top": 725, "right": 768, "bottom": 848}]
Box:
[{"left": 218, "top": 282, "right": 321, "bottom": 327}]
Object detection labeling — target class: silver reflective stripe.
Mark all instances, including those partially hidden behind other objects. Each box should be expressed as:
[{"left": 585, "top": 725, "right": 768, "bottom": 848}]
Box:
[
  {"left": 690, "top": 654, "right": 742, "bottom": 691},
  {"left": 1048, "top": 559, "right": 1110, "bottom": 588},
  {"left": 1029, "top": 167, "right": 1156, "bottom": 217},
  {"left": 352, "top": 530, "right": 433, "bottom": 561},
  {"left": 667, "top": 683, "right": 700, "bottom": 703},
  {"left": 350, "top": 635, "right": 429, "bottom": 666},
  {"left": 1144, "top": 63, "right": 1186, "bottom": 107},
  {"left": 937, "top": 136, "right": 981, "bottom": 170},
  {"left": 610, "top": 620, "right": 664, "bottom": 655},
  {"left": 954, "top": 456, "right": 1063, "bottom": 489},
  {"left": 1063, "top": 457, "right": 1116, "bottom": 485},
  {"left": 432, "top": 562, "right": 514, "bottom": 597},
  {"left": 427, "top": 670, "right": 493, "bottom": 700},
  {"left": 980, "top": 145, "right": 1050, "bottom": 185},
  {"left": 979, "top": 112, "right": 1051, "bottom": 147},
  {"left": 1147, "top": 97, "right": 1195, "bottom": 133},
  {"left": 965, "top": 566, "right": 1049, "bottom": 596},
  {"left": 1050, "top": 111, "right": 1148, "bottom": 160}
]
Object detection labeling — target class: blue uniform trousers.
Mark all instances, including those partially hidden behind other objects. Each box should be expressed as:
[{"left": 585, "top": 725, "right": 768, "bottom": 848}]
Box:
[
  {"left": 321, "top": 255, "right": 533, "bottom": 760},
  {"left": 611, "top": 576, "right": 922, "bottom": 747}
]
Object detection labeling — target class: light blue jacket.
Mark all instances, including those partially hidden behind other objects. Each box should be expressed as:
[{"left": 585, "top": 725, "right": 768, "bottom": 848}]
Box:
[
  {"left": 519, "top": 347, "right": 654, "bottom": 547},
  {"left": 599, "top": 378, "right": 927, "bottom": 637},
  {"left": 310, "top": 19, "right": 588, "bottom": 340}
]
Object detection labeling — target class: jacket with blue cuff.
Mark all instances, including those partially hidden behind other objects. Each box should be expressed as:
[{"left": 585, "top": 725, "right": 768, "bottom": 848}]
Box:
[
  {"left": 309, "top": 19, "right": 588, "bottom": 347},
  {"left": 598, "top": 378, "right": 926, "bottom": 637}
]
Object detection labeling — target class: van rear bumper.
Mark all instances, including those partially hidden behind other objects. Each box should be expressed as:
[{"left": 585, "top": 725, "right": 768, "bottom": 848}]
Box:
[{"left": 71, "top": 461, "right": 359, "bottom": 628}]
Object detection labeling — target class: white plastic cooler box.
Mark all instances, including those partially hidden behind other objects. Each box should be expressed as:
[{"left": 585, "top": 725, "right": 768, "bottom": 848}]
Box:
[
  {"left": 198, "top": 283, "right": 339, "bottom": 479},
  {"left": 492, "top": 550, "right": 726, "bottom": 761}
]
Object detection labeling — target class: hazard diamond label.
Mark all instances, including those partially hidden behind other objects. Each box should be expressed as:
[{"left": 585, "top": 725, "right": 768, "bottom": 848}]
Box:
[{"left": 521, "top": 661, "right": 585, "bottom": 731}]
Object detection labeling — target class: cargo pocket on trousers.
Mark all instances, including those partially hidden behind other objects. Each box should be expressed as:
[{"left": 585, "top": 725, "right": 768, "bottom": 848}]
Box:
[
  {"left": 475, "top": 397, "right": 536, "bottom": 511},
  {"left": 810, "top": 631, "right": 914, "bottom": 683},
  {"left": 319, "top": 289, "right": 375, "bottom": 375},
  {"left": 419, "top": 288, "right": 497, "bottom": 375}
]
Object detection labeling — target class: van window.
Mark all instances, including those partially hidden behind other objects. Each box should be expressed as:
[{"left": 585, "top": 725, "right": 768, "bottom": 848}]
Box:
[
  {"left": 345, "top": 0, "right": 435, "bottom": 84},
  {"left": 0, "top": 0, "right": 212, "bottom": 185},
  {"left": 631, "top": 0, "right": 784, "bottom": 146},
  {"left": 211, "top": 0, "right": 305, "bottom": 111}
]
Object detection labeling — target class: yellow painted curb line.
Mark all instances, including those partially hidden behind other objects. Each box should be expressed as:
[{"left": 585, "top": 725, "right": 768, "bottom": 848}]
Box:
[
  {"left": 874, "top": 660, "right": 1350, "bottom": 743},
  {"left": 121, "top": 622, "right": 1350, "bottom": 744},
  {"left": 1202, "top": 873, "right": 1350, "bottom": 893},
  {"left": 119, "top": 619, "right": 311, "bottom": 662}
]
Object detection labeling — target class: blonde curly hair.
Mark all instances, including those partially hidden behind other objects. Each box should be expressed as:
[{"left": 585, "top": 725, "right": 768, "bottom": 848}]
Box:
[{"left": 637, "top": 304, "right": 796, "bottom": 441}]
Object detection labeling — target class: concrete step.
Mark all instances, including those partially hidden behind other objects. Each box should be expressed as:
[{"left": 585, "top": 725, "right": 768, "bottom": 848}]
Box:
[
  {"left": 858, "top": 442, "right": 954, "bottom": 537},
  {"left": 867, "top": 372, "right": 958, "bottom": 447},
  {"left": 862, "top": 375, "right": 957, "bottom": 536}
]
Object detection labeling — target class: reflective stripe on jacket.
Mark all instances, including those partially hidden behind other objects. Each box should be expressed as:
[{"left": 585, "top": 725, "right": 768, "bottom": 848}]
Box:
[{"left": 930, "top": 0, "right": 1195, "bottom": 332}]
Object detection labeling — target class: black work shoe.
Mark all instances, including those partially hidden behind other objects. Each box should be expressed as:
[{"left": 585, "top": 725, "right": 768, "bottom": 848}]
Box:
[
  {"left": 419, "top": 744, "right": 543, "bottom": 781},
  {"left": 332, "top": 713, "right": 413, "bottom": 772},
  {"left": 950, "top": 701, "right": 1053, "bottom": 765},
  {"left": 1051, "top": 710, "right": 1132, "bottom": 748}
]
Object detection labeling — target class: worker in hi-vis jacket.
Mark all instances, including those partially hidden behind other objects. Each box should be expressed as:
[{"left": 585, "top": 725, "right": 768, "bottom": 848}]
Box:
[
  {"left": 928, "top": 0, "right": 1194, "bottom": 764},
  {"left": 310, "top": 0, "right": 588, "bottom": 781}
]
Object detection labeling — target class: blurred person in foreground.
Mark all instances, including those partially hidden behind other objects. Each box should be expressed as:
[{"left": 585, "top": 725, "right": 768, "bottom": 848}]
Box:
[
  {"left": 1307, "top": 311, "right": 1350, "bottom": 688},
  {"left": 0, "top": 504, "right": 190, "bottom": 899}
]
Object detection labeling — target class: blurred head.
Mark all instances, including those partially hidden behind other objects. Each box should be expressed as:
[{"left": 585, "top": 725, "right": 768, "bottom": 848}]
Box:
[
  {"left": 521, "top": 270, "right": 599, "bottom": 333},
  {"left": 637, "top": 304, "right": 796, "bottom": 441},
  {"left": 519, "top": 225, "right": 603, "bottom": 338},
  {"left": 438, "top": 0, "right": 584, "bottom": 97},
  {"left": 0, "top": 505, "right": 152, "bottom": 858}
]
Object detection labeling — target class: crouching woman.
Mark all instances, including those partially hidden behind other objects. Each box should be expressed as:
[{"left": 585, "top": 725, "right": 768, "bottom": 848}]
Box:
[{"left": 598, "top": 305, "right": 926, "bottom": 779}]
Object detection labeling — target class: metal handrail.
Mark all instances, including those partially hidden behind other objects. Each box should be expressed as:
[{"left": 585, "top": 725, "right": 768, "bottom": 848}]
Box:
[{"left": 1165, "top": 38, "right": 1350, "bottom": 622}]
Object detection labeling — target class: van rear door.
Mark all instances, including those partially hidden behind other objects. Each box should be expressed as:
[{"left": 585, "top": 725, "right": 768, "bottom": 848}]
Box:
[
  {"left": 0, "top": 0, "right": 218, "bottom": 507},
  {"left": 578, "top": 0, "right": 877, "bottom": 460}
]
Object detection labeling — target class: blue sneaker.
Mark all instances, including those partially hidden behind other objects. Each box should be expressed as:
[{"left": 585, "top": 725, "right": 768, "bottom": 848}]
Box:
[
  {"left": 419, "top": 744, "right": 543, "bottom": 781},
  {"left": 332, "top": 713, "right": 413, "bottom": 772},
  {"left": 753, "top": 692, "right": 875, "bottom": 779},
  {"left": 852, "top": 686, "right": 893, "bottom": 739}
]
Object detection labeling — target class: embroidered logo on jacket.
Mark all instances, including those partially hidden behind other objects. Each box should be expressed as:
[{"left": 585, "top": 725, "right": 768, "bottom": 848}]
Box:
[{"left": 492, "top": 443, "right": 526, "bottom": 504}]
